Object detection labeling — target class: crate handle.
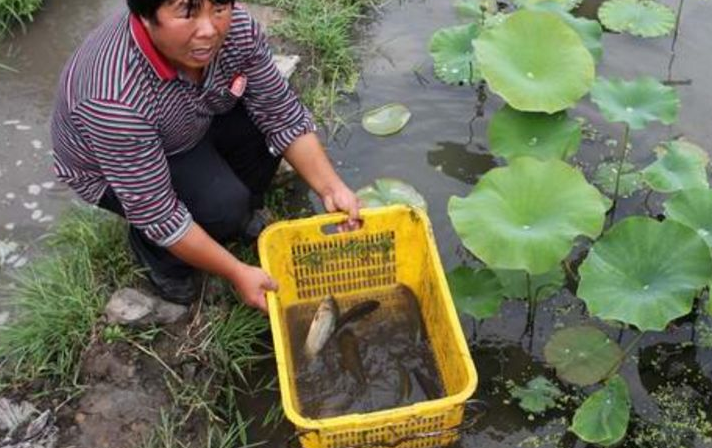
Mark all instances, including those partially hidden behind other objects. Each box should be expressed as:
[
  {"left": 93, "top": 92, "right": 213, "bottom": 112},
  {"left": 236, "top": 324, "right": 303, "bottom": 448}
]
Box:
[
  {"left": 284, "top": 399, "right": 488, "bottom": 448},
  {"left": 318, "top": 213, "right": 366, "bottom": 236}
]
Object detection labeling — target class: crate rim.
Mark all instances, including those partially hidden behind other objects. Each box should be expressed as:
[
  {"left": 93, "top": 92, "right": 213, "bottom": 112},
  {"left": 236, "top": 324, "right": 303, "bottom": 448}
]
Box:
[{"left": 258, "top": 204, "right": 478, "bottom": 432}]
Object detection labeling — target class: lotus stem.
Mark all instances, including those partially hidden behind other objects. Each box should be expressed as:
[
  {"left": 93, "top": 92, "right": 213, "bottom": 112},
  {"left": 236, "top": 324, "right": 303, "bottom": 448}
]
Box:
[
  {"left": 606, "top": 331, "right": 645, "bottom": 380},
  {"left": 666, "top": 0, "right": 685, "bottom": 82},
  {"left": 525, "top": 272, "right": 536, "bottom": 350},
  {"left": 608, "top": 124, "right": 631, "bottom": 227}
]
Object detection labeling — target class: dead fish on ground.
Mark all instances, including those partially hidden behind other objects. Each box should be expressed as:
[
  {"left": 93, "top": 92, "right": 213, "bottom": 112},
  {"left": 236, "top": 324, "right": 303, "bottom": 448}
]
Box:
[
  {"left": 337, "top": 328, "right": 367, "bottom": 385},
  {"left": 304, "top": 296, "right": 339, "bottom": 359},
  {"left": 335, "top": 299, "right": 380, "bottom": 333}
]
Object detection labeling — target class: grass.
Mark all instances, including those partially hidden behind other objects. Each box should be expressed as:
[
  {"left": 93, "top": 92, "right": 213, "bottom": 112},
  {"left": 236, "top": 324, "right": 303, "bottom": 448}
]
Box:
[
  {"left": 0, "top": 205, "right": 140, "bottom": 388},
  {"left": 264, "top": 0, "right": 372, "bottom": 126},
  {"left": 0, "top": 0, "right": 43, "bottom": 37}
]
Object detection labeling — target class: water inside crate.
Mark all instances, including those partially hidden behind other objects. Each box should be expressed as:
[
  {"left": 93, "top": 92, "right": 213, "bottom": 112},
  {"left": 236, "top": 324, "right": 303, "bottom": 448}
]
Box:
[{"left": 286, "top": 284, "right": 445, "bottom": 418}]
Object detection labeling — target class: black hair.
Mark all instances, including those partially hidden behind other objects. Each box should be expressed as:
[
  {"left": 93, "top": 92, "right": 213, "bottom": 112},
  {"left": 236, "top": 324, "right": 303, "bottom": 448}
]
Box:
[{"left": 127, "top": 0, "right": 235, "bottom": 22}]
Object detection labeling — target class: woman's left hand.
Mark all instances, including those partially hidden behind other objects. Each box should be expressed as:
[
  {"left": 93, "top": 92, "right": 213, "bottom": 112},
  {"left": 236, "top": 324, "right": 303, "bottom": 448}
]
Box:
[{"left": 321, "top": 183, "right": 362, "bottom": 231}]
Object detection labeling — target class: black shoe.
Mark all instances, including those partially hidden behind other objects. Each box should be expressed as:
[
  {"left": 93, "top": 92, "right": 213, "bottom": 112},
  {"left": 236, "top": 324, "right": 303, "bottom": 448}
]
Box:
[{"left": 146, "top": 269, "right": 197, "bottom": 306}]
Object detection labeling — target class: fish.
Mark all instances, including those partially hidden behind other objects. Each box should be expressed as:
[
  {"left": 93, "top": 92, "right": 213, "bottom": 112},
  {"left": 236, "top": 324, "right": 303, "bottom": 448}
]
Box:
[
  {"left": 335, "top": 299, "right": 380, "bottom": 333},
  {"left": 397, "top": 363, "right": 412, "bottom": 403},
  {"left": 413, "top": 368, "right": 441, "bottom": 401},
  {"left": 337, "top": 328, "right": 367, "bottom": 385},
  {"left": 304, "top": 296, "right": 339, "bottom": 359}
]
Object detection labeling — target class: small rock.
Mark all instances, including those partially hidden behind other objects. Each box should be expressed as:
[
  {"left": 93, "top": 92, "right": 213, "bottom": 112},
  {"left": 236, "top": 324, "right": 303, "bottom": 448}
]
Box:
[
  {"left": 274, "top": 54, "right": 300, "bottom": 79},
  {"left": 105, "top": 288, "right": 188, "bottom": 325},
  {"left": 4, "top": 223, "right": 14, "bottom": 231},
  {"left": 74, "top": 412, "right": 86, "bottom": 424},
  {"left": 0, "top": 311, "right": 9, "bottom": 326},
  {"left": 22, "top": 201, "right": 38, "bottom": 210},
  {"left": 15, "top": 125, "right": 31, "bottom": 131},
  {"left": 31, "top": 210, "right": 43, "bottom": 220},
  {"left": 41, "top": 181, "right": 55, "bottom": 189},
  {"left": 2, "top": 120, "right": 20, "bottom": 126},
  {"left": 28, "top": 184, "right": 41, "bottom": 195},
  {"left": 31, "top": 140, "right": 43, "bottom": 150},
  {"left": 5, "top": 192, "right": 15, "bottom": 200},
  {"left": 15, "top": 160, "right": 22, "bottom": 166}
]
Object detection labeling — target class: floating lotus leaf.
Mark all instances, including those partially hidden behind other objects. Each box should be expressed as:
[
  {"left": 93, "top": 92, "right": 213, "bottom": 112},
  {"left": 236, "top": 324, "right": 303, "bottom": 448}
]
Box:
[
  {"left": 476, "top": 10, "right": 595, "bottom": 113},
  {"left": 510, "top": 376, "right": 563, "bottom": 414},
  {"left": 593, "top": 161, "right": 643, "bottom": 198},
  {"left": 356, "top": 178, "right": 427, "bottom": 210},
  {"left": 493, "top": 267, "right": 565, "bottom": 302},
  {"left": 429, "top": 24, "right": 481, "bottom": 85},
  {"left": 448, "top": 267, "right": 505, "bottom": 320},
  {"left": 522, "top": 1, "right": 603, "bottom": 61},
  {"left": 455, "top": 0, "right": 483, "bottom": 21},
  {"left": 578, "top": 217, "right": 712, "bottom": 331},
  {"left": 515, "top": 0, "right": 583, "bottom": 11},
  {"left": 361, "top": 103, "right": 412, "bottom": 136},
  {"left": 590, "top": 77, "right": 680, "bottom": 130},
  {"left": 664, "top": 189, "right": 712, "bottom": 248},
  {"left": 599, "top": 0, "right": 676, "bottom": 38},
  {"left": 487, "top": 105, "right": 581, "bottom": 162},
  {"left": 571, "top": 375, "right": 631, "bottom": 446},
  {"left": 449, "top": 157, "right": 606, "bottom": 275},
  {"left": 642, "top": 140, "right": 709, "bottom": 193},
  {"left": 544, "top": 326, "right": 623, "bottom": 386}
]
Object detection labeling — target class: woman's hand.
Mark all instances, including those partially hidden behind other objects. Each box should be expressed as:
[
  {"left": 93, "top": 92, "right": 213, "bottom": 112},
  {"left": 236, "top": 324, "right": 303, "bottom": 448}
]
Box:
[
  {"left": 322, "top": 183, "right": 362, "bottom": 231},
  {"left": 231, "top": 264, "right": 278, "bottom": 312}
]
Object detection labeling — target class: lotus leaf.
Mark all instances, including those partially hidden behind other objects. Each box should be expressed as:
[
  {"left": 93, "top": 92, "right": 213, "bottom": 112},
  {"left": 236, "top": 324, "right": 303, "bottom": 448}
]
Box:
[
  {"left": 642, "top": 140, "right": 709, "bottom": 193},
  {"left": 522, "top": 1, "right": 603, "bottom": 61},
  {"left": 448, "top": 267, "right": 505, "bottom": 319},
  {"left": 361, "top": 103, "right": 412, "bottom": 136},
  {"left": 590, "top": 77, "right": 680, "bottom": 130},
  {"left": 571, "top": 375, "right": 631, "bottom": 446},
  {"left": 493, "top": 267, "right": 565, "bottom": 302},
  {"left": 475, "top": 10, "right": 595, "bottom": 113},
  {"left": 487, "top": 105, "right": 582, "bottom": 162},
  {"left": 455, "top": 0, "right": 483, "bottom": 21},
  {"left": 578, "top": 217, "right": 712, "bottom": 331},
  {"left": 510, "top": 376, "right": 563, "bottom": 414},
  {"left": 593, "top": 161, "right": 643, "bottom": 198},
  {"left": 449, "top": 157, "right": 606, "bottom": 275},
  {"left": 429, "top": 24, "right": 481, "bottom": 85},
  {"left": 664, "top": 189, "right": 712, "bottom": 248},
  {"left": 515, "top": 0, "right": 583, "bottom": 11},
  {"left": 544, "top": 326, "right": 623, "bottom": 386},
  {"left": 598, "top": 0, "right": 676, "bottom": 38},
  {"left": 356, "top": 178, "right": 427, "bottom": 210}
]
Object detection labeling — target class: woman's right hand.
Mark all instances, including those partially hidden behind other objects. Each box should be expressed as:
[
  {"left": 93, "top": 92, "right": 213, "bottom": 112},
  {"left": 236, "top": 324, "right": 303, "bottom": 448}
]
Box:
[{"left": 231, "top": 264, "right": 278, "bottom": 313}]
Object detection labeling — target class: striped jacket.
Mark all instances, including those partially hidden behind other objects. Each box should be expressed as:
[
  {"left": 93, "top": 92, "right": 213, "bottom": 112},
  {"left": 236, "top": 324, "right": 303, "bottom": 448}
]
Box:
[{"left": 51, "top": 6, "right": 316, "bottom": 246}]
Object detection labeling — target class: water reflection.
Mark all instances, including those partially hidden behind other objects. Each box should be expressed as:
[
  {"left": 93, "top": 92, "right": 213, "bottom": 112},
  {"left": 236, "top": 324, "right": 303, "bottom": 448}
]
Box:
[{"left": 427, "top": 141, "right": 498, "bottom": 185}]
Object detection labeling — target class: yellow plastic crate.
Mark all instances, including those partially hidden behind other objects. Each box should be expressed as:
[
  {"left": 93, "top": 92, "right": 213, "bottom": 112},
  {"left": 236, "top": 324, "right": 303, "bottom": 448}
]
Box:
[{"left": 258, "top": 205, "right": 478, "bottom": 448}]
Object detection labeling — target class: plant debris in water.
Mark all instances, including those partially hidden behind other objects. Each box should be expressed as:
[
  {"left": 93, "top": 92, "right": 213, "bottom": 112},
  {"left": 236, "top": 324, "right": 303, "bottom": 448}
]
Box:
[{"left": 509, "top": 376, "right": 563, "bottom": 414}]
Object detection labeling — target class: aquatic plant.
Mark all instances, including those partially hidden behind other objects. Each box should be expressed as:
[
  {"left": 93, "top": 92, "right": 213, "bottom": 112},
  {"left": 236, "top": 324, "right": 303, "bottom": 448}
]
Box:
[
  {"left": 593, "top": 161, "right": 643, "bottom": 198},
  {"left": 577, "top": 217, "right": 712, "bottom": 332},
  {"left": 570, "top": 375, "right": 631, "bottom": 446},
  {"left": 641, "top": 139, "right": 709, "bottom": 193},
  {"left": 509, "top": 376, "right": 563, "bottom": 414},
  {"left": 356, "top": 178, "right": 427, "bottom": 210},
  {"left": 487, "top": 105, "right": 582, "bottom": 162},
  {"left": 428, "top": 24, "right": 480, "bottom": 85},
  {"left": 361, "top": 103, "right": 412, "bottom": 136},
  {"left": 448, "top": 267, "right": 505, "bottom": 319},
  {"left": 663, "top": 188, "right": 712, "bottom": 248},
  {"left": 475, "top": 10, "right": 595, "bottom": 113},
  {"left": 449, "top": 157, "right": 606, "bottom": 275},
  {"left": 598, "top": 0, "right": 676, "bottom": 38}
]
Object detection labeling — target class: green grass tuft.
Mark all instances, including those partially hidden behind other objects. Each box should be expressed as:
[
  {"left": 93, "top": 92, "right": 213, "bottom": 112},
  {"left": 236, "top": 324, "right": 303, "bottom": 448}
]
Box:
[
  {"left": 0, "top": 0, "right": 43, "bottom": 38},
  {"left": 0, "top": 205, "right": 140, "bottom": 387}
]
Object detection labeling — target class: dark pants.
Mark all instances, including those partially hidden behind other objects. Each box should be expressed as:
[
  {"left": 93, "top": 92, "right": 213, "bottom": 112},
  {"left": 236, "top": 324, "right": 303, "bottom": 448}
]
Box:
[{"left": 98, "top": 103, "right": 281, "bottom": 278}]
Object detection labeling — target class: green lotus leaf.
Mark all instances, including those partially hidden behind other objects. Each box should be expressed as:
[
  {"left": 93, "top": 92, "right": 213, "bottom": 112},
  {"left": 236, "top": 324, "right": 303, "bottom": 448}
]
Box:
[
  {"left": 356, "top": 178, "right": 427, "bottom": 210},
  {"left": 488, "top": 105, "right": 582, "bottom": 162},
  {"left": 544, "top": 326, "right": 623, "bottom": 386},
  {"left": 571, "top": 375, "right": 631, "bottom": 446},
  {"left": 484, "top": 12, "right": 509, "bottom": 28},
  {"left": 361, "top": 103, "right": 412, "bottom": 136},
  {"left": 642, "top": 140, "right": 709, "bottom": 193},
  {"left": 476, "top": 10, "right": 595, "bottom": 113},
  {"left": 521, "top": 1, "right": 603, "bottom": 61},
  {"left": 449, "top": 157, "right": 606, "bottom": 275},
  {"left": 593, "top": 161, "right": 643, "bottom": 198},
  {"left": 493, "top": 266, "right": 565, "bottom": 302},
  {"left": 664, "top": 188, "right": 712, "bottom": 248},
  {"left": 578, "top": 217, "right": 712, "bottom": 331},
  {"left": 598, "top": 0, "right": 676, "bottom": 38},
  {"left": 515, "top": 0, "right": 583, "bottom": 11},
  {"left": 590, "top": 77, "right": 680, "bottom": 130},
  {"left": 447, "top": 267, "right": 505, "bottom": 319},
  {"left": 510, "top": 376, "right": 563, "bottom": 414},
  {"left": 429, "top": 24, "right": 481, "bottom": 85},
  {"left": 455, "top": 0, "right": 483, "bottom": 21}
]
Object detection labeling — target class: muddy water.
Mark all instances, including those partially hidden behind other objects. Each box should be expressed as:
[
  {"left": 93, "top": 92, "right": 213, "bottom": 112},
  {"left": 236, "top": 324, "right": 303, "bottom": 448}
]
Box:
[
  {"left": 316, "top": 0, "right": 712, "bottom": 447},
  {"left": 286, "top": 286, "right": 443, "bottom": 418},
  {"left": 0, "top": 0, "right": 119, "bottom": 285}
]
